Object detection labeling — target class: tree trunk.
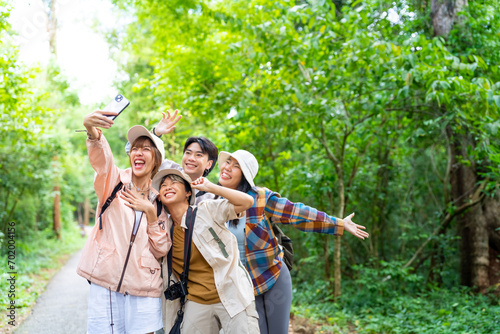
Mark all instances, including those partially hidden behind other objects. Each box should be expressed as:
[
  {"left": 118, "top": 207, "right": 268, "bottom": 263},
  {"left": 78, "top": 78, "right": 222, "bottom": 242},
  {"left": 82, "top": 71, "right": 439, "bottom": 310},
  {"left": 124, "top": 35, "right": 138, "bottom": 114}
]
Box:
[
  {"left": 431, "top": 0, "right": 498, "bottom": 294},
  {"left": 483, "top": 192, "right": 500, "bottom": 290},
  {"left": 83, "top": 197, "right": 90, "bottom": 226},
  {"left": 334, "top": 179, "right": 345, "bottom": 298},
  {"left": 77, "top": 203, "right": 83, "bottom": 226},
  {"left": 46, "top": 0, "right": 57, "bottom": 57},
  {"left": 324, "top": 236, "right": 330, "bottom": 286},
  {"left": 446, "top": 127, "right": 489, "bottom": 292},
  {"left": 52, "top": 155, "right": 61, "bottom": 239},
  {"left": 431, "top": 0, "right": 467, "bottom": 37},
  {"left": 53, "top": 185, "right": 61, "bottom": 239}
]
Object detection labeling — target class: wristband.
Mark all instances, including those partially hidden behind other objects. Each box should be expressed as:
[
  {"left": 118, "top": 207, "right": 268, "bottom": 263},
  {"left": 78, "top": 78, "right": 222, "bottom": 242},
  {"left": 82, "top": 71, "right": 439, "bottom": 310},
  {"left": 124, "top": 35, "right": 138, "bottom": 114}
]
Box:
[{"left": 152, "top": 127, "right": 162, "bottom": 138}]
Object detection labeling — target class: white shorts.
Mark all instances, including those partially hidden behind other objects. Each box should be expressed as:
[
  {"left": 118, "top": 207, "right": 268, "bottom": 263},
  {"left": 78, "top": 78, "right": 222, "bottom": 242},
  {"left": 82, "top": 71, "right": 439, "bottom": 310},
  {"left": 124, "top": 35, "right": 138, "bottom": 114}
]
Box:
[{"left": 87, "top": 283, "right": 163, "bottom": 334}]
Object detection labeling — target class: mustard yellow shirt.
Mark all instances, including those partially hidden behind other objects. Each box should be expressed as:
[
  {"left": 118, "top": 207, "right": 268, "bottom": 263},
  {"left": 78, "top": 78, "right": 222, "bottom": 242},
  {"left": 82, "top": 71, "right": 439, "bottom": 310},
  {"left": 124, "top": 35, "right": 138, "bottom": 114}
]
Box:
[{"left": 171, "top": 225, "right": 220, "bottom": 304}]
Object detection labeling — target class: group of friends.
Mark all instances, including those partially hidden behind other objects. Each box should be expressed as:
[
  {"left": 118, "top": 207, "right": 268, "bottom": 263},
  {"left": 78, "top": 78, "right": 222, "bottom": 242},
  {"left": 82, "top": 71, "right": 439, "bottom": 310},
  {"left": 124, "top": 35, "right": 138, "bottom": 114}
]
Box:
[{"left": 77, "top": 108, "right": 369, "bottom": 334}]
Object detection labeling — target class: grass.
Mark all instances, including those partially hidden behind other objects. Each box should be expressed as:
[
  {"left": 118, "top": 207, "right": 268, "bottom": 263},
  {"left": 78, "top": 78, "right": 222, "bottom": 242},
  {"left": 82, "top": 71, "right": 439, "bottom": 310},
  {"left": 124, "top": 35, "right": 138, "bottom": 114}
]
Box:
[{"left": 0, "top": 224, "right": 86, "bottom": 333}]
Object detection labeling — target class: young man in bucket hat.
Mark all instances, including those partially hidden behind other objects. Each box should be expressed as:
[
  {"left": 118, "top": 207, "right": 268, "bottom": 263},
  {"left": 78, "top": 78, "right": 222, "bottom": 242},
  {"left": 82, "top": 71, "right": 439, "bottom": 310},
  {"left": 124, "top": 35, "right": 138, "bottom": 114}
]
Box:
[{"left": 152, "top": 168, "right": 259, "bottom": 333}]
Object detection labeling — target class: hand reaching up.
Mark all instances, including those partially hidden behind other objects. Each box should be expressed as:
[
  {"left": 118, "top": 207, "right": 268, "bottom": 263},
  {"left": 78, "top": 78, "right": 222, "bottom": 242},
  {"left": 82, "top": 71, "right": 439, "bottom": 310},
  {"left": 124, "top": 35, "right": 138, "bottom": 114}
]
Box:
[{"left": 155, "top": 110, "right": 182, "bottom": 136}]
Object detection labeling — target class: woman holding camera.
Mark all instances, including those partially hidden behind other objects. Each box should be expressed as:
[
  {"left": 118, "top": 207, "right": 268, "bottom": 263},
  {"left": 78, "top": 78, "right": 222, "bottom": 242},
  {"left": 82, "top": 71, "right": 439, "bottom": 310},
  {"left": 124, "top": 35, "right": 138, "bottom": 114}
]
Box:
[
  {"left": 77, "top": 110, "right": 169, "bottom": 334},
  {"left": 152, "top": 168, "right": 259, "bottom": 334},
  {"left": 217, "top": 150, "right": 369, "bottom": 334}
]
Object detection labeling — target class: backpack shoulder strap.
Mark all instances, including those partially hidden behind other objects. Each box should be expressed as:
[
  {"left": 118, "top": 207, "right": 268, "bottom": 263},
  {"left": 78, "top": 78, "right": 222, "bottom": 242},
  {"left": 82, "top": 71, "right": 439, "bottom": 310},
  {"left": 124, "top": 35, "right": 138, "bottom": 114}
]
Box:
[
  {"left": 166, "top": 206, "right": 198, "bottom": 290},
  {"left": 98, "top": 182, "right": 123, "bottom": 230},
  {"left": 156, "top": 197, "right": 163, "bottom": 217}
]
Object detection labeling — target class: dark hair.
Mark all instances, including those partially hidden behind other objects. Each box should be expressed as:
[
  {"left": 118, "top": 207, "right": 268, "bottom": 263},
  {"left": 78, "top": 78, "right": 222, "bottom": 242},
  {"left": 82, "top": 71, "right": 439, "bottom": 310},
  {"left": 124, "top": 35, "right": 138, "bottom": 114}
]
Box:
[
  {"left": 183, "top": 137, "right": 218, "bottom": 177},
  {"left": 130, "top": 136, "right": 162, "bottom": 177},
  {"left": 159, "top": 174, "right": 193, "bottom": 205},
  {"left": 222, "top": 173, "right": 253, "bottom": 227}
]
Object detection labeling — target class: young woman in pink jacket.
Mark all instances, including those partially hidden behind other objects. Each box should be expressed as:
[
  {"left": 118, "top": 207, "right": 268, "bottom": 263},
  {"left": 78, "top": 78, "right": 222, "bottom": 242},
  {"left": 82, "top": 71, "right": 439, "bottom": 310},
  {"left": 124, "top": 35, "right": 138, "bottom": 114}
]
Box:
[{"left": 77, "top": 110, "right": 169, "bottom": 334}]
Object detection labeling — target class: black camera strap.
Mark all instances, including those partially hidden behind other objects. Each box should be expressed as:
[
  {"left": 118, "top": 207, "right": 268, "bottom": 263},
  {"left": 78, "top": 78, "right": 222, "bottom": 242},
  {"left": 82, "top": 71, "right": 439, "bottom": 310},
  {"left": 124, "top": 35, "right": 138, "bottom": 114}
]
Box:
[{"left": 166, "top": 206, "right": 198, "bottom": 303}]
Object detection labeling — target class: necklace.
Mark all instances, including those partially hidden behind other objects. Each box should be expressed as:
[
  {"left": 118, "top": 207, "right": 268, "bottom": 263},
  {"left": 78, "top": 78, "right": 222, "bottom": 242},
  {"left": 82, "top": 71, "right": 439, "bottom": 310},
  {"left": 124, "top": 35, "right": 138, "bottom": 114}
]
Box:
[{"left": 131, "top": 182, "right": 150, "bottom": 197}]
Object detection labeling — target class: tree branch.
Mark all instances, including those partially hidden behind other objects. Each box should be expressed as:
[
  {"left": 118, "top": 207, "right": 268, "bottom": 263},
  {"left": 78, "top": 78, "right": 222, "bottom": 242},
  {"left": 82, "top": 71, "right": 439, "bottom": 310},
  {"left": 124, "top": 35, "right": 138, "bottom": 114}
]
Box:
[{"left": 403, "top": 181, "right": 487, "bottom": 269}]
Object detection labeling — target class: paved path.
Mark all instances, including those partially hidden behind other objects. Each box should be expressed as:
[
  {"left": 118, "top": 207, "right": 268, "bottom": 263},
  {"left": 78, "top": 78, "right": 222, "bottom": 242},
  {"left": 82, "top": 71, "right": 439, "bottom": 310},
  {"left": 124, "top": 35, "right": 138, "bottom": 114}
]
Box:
[{"left": 15, "top": 249, "right": 89, "bottom": 334}]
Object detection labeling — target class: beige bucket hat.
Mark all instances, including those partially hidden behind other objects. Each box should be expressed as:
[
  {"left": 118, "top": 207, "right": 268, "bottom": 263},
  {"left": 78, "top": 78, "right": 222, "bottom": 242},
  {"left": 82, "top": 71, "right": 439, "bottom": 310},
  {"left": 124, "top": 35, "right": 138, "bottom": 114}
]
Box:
[
  {"left": 218, "top": 150, "right": 259, "bottom": 187},
  {"left": 152, "top": 168, "right": 195, "bottom": 205}
]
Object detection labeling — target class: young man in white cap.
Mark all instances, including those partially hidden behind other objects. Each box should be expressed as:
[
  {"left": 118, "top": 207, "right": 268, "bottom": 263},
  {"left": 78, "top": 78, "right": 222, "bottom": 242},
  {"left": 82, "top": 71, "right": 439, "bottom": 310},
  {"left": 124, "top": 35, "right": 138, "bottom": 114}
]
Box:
[{"left": 78, "top": 110, "right": 169, "bottom": 334}]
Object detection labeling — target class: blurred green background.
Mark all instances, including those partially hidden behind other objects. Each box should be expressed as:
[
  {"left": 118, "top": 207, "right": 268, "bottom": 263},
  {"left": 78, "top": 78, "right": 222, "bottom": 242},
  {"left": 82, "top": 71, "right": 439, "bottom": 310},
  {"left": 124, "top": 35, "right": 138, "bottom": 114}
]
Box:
[{"left": 1, "top": 0, "right": 499, "bottom": 332}]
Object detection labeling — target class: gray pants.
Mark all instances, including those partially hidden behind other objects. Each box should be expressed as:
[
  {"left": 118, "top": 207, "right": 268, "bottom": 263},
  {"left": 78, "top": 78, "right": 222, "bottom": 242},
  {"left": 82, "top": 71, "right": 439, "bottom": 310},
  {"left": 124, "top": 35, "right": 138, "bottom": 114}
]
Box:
[{"left": 255, "top": 263, "right": 293, "bottom": 334}]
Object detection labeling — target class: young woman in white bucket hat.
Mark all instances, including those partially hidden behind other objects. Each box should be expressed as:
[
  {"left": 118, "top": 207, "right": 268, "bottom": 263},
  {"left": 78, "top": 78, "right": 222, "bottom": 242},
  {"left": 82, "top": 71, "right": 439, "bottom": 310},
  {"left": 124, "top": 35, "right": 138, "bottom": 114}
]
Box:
[
  {"left": 78, "top": 110, "right": 169, "bottom": 334},
  {"left": 217, "top": 150, "right": 369, "bottom": 334},
  {"left": 151, "top": 168, "right": 260, "bottom": 333}
]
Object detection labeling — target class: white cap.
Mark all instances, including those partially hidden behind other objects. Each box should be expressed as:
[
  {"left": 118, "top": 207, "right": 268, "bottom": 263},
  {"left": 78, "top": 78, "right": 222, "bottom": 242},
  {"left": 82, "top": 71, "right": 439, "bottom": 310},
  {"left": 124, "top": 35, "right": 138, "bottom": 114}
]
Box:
[{"left": 127, "top": 125, "right": 165, "bottom": 161}]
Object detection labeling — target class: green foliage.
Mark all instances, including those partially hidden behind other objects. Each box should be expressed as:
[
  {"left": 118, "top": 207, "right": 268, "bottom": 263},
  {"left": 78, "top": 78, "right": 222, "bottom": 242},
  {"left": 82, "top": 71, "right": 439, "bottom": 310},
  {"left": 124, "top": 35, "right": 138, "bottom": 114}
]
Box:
[
  {"left": 112, "top": 0, "right": 500, "bottom": 294},
  {"left": 292, "top": 278, "right": 500, "bottom": 333},
  {"left": 0, "top": 6, "right": 92, "bottom": 253},
  {"left": 2, "top": 0, "right": 500, "bottom": 330}
]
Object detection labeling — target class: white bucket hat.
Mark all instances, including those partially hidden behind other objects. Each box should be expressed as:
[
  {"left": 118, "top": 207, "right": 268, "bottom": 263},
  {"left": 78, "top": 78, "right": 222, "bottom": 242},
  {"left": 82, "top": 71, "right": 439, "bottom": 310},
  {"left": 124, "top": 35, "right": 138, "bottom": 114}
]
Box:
[
  {"left": 218, "top": 150, "right": 259, "bottom": 187},
  {"left": 127, "top": 125, "right": 165, "bottom": 161},
  {"left": 152, "top": 168, "right": 195, "bottom": 205}
]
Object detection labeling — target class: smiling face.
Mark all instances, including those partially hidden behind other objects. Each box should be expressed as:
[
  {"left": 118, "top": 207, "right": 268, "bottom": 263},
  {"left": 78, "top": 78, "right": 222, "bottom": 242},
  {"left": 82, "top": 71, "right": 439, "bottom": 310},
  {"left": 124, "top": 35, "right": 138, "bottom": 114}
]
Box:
[
  {"left": 159, "top": 175, "right": 192, "bottom": 207},
  {"left": 218, "top": 156, "right": 243, "bottom": 190},
  {"left": 182, "top": 142, "right": 213, "bottom": 180},
  {"left": 129, "top": 137, "right": 157, "bottom": 178}
]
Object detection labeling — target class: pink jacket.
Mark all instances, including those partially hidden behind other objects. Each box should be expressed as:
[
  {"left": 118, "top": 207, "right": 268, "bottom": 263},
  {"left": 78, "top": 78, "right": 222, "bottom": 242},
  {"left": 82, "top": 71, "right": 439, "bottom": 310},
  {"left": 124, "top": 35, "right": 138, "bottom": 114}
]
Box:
[{"left": 76, "top": 133, "right": 170, "bottom": 297}]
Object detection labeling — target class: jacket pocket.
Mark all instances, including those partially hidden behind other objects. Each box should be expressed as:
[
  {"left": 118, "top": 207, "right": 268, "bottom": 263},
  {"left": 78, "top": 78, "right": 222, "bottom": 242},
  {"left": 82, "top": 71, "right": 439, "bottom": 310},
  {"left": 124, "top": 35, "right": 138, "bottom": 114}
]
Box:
[
  {"left": 140, "top": 256, "right": 161, "bottom": 272},
  {"left": 140, "top": 255, "right": 162, "bottom": 292}
]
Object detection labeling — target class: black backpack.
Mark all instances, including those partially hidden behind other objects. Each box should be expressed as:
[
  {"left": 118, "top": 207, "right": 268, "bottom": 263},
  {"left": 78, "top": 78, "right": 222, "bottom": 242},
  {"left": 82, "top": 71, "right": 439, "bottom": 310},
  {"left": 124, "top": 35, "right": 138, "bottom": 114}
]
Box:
[{"left": 272, "top": 223, "right": 294, "bottom": 271}]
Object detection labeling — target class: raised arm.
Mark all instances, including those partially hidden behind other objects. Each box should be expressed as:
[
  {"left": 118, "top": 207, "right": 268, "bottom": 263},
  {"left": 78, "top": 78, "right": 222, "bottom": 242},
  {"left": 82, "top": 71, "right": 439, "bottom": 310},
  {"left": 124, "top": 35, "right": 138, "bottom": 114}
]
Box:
[
  {"left": 124, "top": 110, "right": 181, "bottom": 155},
  {"left": 154, "top": 110, "right": 182, "bottom": 136},
  {"left": 191, "top": 177, "right": 254, "bottom": 213},
  {"left": 82, "top": 110, "right": 120, "bottom": 204},
  {"left": 83, "top": 110, "right": 118, "bottom": 139}
]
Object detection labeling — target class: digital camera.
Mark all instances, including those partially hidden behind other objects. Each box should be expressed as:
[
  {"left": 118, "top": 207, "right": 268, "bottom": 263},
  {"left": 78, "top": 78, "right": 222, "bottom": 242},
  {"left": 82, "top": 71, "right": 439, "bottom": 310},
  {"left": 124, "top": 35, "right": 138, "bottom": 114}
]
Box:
[{"left": 164, "top": 279, "right": 188, "bottom": 301}]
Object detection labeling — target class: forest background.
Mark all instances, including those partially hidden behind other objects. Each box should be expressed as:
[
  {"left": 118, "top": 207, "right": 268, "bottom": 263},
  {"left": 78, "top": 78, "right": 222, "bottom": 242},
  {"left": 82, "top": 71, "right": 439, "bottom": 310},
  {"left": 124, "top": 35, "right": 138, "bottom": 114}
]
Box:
[{"left": 1, "top": 0, "right": 500, "bottom": 333}]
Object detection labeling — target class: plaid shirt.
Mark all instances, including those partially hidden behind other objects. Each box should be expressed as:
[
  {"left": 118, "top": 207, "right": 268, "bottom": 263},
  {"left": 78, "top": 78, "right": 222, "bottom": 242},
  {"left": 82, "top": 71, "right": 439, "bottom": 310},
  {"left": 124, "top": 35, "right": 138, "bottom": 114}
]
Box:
[{"left": 244, "top": 187, "right": 344, "bottom": 295}]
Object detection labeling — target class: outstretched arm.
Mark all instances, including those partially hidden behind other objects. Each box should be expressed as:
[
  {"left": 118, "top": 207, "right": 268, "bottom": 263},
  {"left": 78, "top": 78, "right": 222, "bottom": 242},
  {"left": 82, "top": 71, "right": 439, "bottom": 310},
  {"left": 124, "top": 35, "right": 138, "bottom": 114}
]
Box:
[
  {"left": 261, "top": 189, "right": 368, "bottom": 239},
  {"left": 341, "top": 213, "right": 369, "bottom": 240},
  {"left": 191, "top": 177, "right": 253, "bottom": 213},
  {"left": 82, "top": 110, "right": 121, "bottom": 208},
  {"left": 83, "top": 110, "right": 118, "bottom": 139}
]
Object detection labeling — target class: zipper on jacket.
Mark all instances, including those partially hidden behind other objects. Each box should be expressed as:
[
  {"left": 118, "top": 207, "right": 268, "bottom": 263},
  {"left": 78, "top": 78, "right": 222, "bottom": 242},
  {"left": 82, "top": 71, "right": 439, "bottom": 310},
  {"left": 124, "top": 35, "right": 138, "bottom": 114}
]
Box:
[
  {"left": 116, "top": 239, "right": 134, "bottom": 293},
  {"left": 116, "top": 211, "right": 142, "bottom": 293}
]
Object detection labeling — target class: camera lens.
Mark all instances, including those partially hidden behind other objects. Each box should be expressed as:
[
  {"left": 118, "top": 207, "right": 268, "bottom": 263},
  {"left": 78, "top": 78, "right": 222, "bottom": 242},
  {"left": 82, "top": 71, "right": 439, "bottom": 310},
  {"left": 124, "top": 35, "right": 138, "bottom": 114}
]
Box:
[{"left": 116, "top": 95, "right": 123, "bottom": 102}]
